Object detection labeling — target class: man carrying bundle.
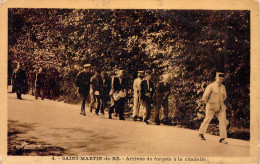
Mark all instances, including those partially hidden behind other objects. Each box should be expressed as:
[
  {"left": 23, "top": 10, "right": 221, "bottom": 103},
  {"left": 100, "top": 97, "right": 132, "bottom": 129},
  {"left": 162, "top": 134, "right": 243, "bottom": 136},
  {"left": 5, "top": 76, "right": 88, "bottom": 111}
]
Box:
[{"left": 109, "top": 70, "right": 128, "bottom": 120}]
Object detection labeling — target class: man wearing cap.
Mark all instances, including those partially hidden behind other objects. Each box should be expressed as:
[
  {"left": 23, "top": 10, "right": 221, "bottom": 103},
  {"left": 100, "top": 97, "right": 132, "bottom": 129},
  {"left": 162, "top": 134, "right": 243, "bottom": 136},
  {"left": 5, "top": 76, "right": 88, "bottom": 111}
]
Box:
[
  {"left": 75, "top": 64, "right": 92, "bottom": 116},
  {"left": 140, "top": 70, "right": 154, "bottom": 124},
  {"left": 198, "top": 72, "right": 228, "bottom": 144},
  {"left": 90, "top": 69, "right": 103, "bottom": 115},
  {"left": 109, "top": 70, "right": 128, "bottom": 120},
  {"left": 132, "top": 71, "right": 144, "bottom": 121},
  {"left": 154, "top": 74, "right": 171, "bottom": 125}
]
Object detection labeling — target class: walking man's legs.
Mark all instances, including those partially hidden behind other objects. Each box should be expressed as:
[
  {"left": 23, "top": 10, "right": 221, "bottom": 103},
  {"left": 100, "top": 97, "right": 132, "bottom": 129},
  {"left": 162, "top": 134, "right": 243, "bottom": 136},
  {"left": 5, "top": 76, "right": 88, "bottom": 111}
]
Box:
[
  {"left": 143, "top": 99, "right": 152, "bottom": 124},
  {"left": 133, "top": 94, "right": 139, "bottom": 119},
  {"left": 118, "top": 98, "right": 126, "bottom": 120},
  {"left": 155, "top": 100, "right": 162, "bottom": 125},
  {"left": 162, "top": 100, "right": 169, "bottom": 124},
  {"left": 81, "top": 95, "right": 87, "bottom": 115},
  {"left": 198, "top": 109, "right": 215, "bottom": 137},
  {"left": 216, "top": 109, "right": 227, "bottom": 139},
  {"left": 16, "top": 87, "right": 22, "bottom": 99},
  {"left": 90, "top": 92, "right": 95, "bottom": 112},
  {"left": 95, "top": 95, "right": 101, "bottom": 115},
  {"left": 101, "top": 96, "right": 108, "bottom": 114}
]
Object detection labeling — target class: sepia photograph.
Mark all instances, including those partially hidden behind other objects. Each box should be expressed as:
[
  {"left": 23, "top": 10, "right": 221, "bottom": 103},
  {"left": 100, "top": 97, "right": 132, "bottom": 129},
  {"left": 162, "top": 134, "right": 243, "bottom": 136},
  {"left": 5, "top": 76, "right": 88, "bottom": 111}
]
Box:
[
  {"left": 0, "top": 0, "right": 259, "bottom": 163},
  {"left": 7, "top": 8, "right": 250, "bottom": 156}
]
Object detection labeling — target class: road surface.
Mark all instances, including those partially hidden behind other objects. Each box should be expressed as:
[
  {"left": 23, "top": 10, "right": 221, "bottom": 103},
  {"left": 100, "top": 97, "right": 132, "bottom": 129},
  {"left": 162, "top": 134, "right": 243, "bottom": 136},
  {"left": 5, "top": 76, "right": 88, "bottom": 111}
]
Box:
[{"left": 8, "top": 89, "right": 250, "bottom": 156}]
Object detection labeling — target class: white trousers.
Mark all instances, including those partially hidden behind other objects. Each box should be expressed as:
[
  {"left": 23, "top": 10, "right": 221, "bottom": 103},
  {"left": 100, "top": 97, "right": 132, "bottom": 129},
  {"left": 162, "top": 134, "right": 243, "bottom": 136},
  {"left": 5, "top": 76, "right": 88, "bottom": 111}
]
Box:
[
  {"left": 198, "top": 108, "right": 227, "bottom": 138},
  {"left": 133, "top": 93, "right": 141, "bottom": 117}
]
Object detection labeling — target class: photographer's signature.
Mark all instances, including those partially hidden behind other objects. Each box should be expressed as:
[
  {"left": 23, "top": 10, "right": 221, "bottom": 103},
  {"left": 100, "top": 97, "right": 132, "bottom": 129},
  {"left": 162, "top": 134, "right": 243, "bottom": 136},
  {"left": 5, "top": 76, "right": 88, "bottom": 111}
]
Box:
[{"left": 15, "top": 141, "right": 41, "bottom": 149}]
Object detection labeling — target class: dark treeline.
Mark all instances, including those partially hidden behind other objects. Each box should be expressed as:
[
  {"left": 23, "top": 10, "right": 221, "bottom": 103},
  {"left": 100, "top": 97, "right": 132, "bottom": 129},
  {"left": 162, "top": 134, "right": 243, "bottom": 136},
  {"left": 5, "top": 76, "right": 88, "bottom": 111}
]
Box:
[{"left": 8, "top": 9, "right": 250, "bottom": 140}]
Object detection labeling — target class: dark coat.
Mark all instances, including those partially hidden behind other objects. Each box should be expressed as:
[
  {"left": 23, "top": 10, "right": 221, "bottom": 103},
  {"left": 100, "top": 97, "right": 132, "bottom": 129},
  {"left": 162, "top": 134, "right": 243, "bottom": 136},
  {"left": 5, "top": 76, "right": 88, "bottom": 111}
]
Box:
[
  {"left": 75, "top": 71, "right": 92, "bottom": 95},
  {"left": 90, "top": 74, "right": 102, "bottom": 92},
  {"left": 12, "top": 68, "right": 27, "bottom": 93},
  {"left": 112, "top": 77, "right": 128, "bottom": 93},
  {"left": 35, "top": 72, "right": 45, "bottom": 87},
  {"left": 12, "top": 68, "right": 27, "bottom": 87},
  {"left": 141, "top": 79, "right": 155, "bottom": 100},
  {"left": 154, "top": 81, "right": 171, "bottom": 102},
  {"left": 101, "top": 76, "right": 111, "bottom": 97}
]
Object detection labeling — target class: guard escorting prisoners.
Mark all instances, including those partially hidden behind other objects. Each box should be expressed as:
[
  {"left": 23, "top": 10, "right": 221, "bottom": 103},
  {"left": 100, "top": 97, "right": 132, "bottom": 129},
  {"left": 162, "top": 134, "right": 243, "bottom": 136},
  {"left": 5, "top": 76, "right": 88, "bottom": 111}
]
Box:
[
  {"left": 198, "top": 72, "right": 228, "bottom": 144},
  {"left": 75, "top": 64, "right": 92, "bottom": 116}
]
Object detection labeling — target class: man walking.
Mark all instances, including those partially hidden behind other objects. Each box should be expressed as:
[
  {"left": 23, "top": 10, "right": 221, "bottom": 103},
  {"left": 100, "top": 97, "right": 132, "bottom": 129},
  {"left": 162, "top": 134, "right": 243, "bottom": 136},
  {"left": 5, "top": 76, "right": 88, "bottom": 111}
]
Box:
[
  {"left": 101, "top": 71, "right": 111, "bottom": 115},
  {"left": 12, "top": 62, "right": 27, "bottom": 99},
  {"left": 35, "top": 67, "right": 45, "bottom": 100},
  {"left": 198, "top": 72, "right": 228, "bottom": 144},
  {"left": 28, "top": 68, "right": 36, "bottom": 95},
  {"left": 108, "top": 69, "right": 118, "bottom": 117},
  {"left": 140, "top": 71, "right": 154, "bottom": 124},
  {"left": 154, "top": 74, "right": 171, "bottom": 125},
  {"left": 75, "top": 64, "right": 92, "bottom": 116},
  {"left": 133, "top": 71, "right": 144, "bottom": 121},
  {"left": 90, "top": 69, "right": 103, "bottom": 115},
  {"left": 109, "top": 70, "right": 128, "bottom": 120}
]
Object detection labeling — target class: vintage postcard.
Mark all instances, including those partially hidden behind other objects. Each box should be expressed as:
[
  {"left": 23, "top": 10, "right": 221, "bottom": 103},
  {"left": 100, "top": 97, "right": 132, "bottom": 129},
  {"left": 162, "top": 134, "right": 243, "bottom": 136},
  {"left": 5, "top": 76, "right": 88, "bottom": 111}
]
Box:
[{"left": 0, "top": 0, "right": 259, "bottom": 163}]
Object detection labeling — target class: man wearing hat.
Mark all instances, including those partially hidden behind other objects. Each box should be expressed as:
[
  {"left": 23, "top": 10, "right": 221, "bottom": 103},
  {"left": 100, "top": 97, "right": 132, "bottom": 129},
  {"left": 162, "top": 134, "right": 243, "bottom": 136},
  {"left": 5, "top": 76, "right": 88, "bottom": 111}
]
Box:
[
  {"left": 75, "top": 64, "right": 92, "bottom": 116},
  {"left": 154, "top": 74, "right": 171, "bottom": 125},
  {"left": 109, "top": 70, "right": 128, "bottom": 120},
  {"left": 140, "top": 70, "right": 154, "bottom": 124},
  {"left": 198, "top": 72, "right": 228, "bottom": 144},
  {"left": 132, "top": 70, "right": 144, "bottom": 121}
]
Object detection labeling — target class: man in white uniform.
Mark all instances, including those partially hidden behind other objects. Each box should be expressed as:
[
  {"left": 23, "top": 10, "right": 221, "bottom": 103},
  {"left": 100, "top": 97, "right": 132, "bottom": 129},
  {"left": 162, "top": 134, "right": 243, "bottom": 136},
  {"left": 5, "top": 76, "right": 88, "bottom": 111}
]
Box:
[
  {"left": 132, "top": 71, "right": 144, "bottom": 121},
  {"left": 198, "top": 72, "right": 228, "bottom": 144}
]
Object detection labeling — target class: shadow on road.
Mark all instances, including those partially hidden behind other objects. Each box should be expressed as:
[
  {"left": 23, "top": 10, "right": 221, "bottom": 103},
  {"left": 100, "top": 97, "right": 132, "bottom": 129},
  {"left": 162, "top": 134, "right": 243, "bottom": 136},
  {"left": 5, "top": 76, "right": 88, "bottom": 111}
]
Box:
[
  {"left": 8, "top": 120, "right": 66, "bottom": 156},
  {"left": 8, "top": 120, "right": 127, "bottom": 156},
  {"left": 8, "top": 96, "right": 34, "bottom": 101}
]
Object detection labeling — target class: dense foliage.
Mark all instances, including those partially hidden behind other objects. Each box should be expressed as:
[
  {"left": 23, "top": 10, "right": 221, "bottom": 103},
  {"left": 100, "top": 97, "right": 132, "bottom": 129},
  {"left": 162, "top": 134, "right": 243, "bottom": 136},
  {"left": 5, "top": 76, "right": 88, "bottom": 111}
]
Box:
[{"left": 8, "top": 9, "right": 250, "bottom": 139}]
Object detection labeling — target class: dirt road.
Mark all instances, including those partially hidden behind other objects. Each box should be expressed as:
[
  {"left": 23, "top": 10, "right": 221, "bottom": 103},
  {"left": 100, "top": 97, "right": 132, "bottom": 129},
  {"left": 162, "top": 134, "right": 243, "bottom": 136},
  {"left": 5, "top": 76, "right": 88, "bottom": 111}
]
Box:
[{"left": 8, "top": 90, "right": 249, "bottom": 156}]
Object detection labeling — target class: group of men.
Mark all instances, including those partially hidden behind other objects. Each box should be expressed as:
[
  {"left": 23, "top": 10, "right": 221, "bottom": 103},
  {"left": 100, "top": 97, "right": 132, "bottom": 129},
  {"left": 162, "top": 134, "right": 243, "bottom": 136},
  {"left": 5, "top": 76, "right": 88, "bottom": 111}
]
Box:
[
  {"left": 75, "top": 64, "right": 132, "bottom": 120},
  {"left": 75, "top": 64, "right": 229, "bottom": 144},
  {"left": 11, "top": 62, "right": 229, "bottom": 144},
  {"left": 11, "top": 62, "right": 59, "bottom": 100},
  {"left": 75, "top": 64, "right": 172, "bottom": 125},
  {"left": 132, "top": 71, "right": 171, "bottom": 125}
]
